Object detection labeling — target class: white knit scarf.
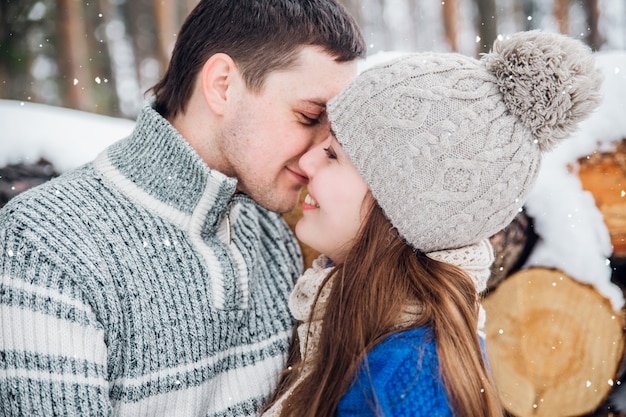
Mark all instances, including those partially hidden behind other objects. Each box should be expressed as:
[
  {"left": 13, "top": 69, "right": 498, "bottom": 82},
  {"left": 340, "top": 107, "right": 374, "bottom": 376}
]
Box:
[
  {"left": 262, "top": 256, "right": 333, "bottom": 417},
  {"left": 426, "top": 238, "right": 495, "bottom": 335}
]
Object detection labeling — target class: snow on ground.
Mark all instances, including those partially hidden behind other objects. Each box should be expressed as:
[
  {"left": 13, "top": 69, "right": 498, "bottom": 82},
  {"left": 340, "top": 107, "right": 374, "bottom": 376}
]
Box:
[
  {"left": 0, "top": 101, "right": 134, "bottom": 172},
  {"left": 1, "top": 50, "right": 626, "bottom": 309}
]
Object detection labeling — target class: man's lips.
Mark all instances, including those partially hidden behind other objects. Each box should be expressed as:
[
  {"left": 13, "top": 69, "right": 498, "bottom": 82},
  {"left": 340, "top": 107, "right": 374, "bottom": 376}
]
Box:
[{"left": 286, "top": 167, "right": 308, "bottom": 185}]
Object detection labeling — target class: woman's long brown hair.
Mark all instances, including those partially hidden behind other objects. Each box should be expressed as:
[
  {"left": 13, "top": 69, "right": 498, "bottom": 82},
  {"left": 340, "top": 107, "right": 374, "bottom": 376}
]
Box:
[{"left": 273, "top": 202, "right": 503, "bottom": 417}]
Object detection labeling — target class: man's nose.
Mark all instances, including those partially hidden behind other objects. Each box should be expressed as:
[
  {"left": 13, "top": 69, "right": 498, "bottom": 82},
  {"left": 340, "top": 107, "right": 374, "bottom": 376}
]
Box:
[
  {"left": 299, "top": 141, "right": 325, "bottom": 177},
  {"left": 299, "top": 147, "right": 315, "bottom": 177}
]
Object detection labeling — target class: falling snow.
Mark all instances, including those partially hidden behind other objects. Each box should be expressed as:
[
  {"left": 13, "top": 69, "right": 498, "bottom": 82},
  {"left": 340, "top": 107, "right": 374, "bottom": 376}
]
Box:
[{"left": 1, "top": 49, "right": 626, "bottom": 311}]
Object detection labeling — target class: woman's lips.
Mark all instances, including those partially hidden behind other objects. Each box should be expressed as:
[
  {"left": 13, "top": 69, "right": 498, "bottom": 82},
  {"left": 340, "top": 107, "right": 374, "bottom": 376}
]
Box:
[{"left": 302, "top": 193, "right": 319, "bottom": 210}]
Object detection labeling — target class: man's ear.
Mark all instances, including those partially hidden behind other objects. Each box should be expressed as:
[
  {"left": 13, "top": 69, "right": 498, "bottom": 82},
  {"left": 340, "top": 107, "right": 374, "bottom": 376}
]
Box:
[{"left": 200, "top": 53, "right": 239, "bottom": 116}]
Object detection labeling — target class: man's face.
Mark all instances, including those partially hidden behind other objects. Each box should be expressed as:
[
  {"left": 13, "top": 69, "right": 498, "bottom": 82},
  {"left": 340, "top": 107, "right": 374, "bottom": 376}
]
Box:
[{"left": 218, "top": 46, "right": 358, "bottom": 213}]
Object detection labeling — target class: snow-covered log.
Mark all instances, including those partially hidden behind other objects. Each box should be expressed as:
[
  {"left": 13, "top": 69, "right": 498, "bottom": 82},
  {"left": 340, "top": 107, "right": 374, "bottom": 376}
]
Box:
[{"left": 578, "top": 139, "right": 626, "bottom": 260}]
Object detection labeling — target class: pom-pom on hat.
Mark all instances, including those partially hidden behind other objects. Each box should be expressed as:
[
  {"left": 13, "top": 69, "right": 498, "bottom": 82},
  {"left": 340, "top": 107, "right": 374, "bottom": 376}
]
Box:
[{"left": 328, "top": 30, "right": 602, "bottom": 253}]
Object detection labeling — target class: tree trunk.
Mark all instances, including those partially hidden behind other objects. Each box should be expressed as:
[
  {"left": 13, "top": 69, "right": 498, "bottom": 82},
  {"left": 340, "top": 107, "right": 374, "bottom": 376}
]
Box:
[
  {"left": 184, "top": 0, "right": 199, "bottom": 18},
  {"left": 483, "top": 268, "right": 623, "bottom": 417},
  {"left": 127, "top": 0, "right": 155, "bottom": 92},
  {"left": 442, "top": 0, "right": 458, "bottom": 51},
  {"left": 81, "top": 0, "right": 116, "bottom": 115},
  {"left": 153, "top": 0, "right": 178, "bottom": 72},
  {"left": 521, "top": 0, "right": 538, "bottom": 31},
  {"left": 0, "top": 1, "right": 7, "bottom": 99},
  {"left": 473, "top": 0, "right": 498, "bottom": 54},
  {"left": 583, "top": 0, "right": 602, "bottom": 51},
  {"left": 56, "top": 0, "right": 94, "bottom": 111},
  {"left": 554, "top": 0, "right": 569, "bottom": 34}
]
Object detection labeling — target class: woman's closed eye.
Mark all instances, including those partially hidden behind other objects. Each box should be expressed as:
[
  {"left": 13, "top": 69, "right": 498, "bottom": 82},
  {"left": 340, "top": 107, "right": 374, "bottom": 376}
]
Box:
[{"left": 324, "top": 147, "right": 337, "bottom": 160}]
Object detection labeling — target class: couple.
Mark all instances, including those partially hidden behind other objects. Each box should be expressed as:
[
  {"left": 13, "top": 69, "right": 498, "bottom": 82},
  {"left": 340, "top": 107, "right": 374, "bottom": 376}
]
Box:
[{"left": 0, "top": 1, "right": 601, "bottom": 416}]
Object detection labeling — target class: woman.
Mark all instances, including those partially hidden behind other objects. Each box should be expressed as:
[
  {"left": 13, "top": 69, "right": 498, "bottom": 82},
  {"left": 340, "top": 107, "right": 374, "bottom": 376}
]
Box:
[{"left": 264, "top": 30, "right": 601, "bottom": 416}]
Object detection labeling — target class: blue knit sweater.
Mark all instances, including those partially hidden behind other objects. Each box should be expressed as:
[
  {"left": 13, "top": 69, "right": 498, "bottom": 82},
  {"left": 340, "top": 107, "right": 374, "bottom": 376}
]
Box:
[
  {"left": 0, "top": 102, "right": 302, "bottom": 416},
  {"left": 338, "top": 327, "right": 453, "bottom": 417}
]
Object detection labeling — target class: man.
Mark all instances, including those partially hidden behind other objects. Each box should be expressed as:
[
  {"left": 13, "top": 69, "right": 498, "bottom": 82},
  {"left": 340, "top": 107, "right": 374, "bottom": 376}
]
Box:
[{"left": 0, "top": 1, "right": 365, "bottom": 415}]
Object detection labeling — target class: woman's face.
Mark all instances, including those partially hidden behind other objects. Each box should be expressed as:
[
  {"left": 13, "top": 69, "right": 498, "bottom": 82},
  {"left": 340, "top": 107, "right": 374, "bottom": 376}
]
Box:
[{"left": 296, "top": 133, "right": 370, "bottom": 263}]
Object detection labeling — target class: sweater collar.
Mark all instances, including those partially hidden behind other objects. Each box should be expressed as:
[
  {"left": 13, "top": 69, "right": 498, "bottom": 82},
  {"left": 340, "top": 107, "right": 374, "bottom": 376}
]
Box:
[{"left": 95, "top": 101, "right": 238, "bottom": 225}]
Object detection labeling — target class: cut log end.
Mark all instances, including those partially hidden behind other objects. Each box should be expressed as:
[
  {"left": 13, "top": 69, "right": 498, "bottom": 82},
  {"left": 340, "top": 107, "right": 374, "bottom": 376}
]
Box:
[
  {"left": 483, "top": 268, "right": 624, "bottom": 417},
  {"left": 577, "top": 139, "right": 626, "bottom": 259}
]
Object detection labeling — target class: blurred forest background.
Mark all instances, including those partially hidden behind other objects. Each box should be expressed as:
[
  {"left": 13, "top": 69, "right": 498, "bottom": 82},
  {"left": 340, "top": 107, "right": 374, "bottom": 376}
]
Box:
[{"left": 0, "top": 0, "right": 624, "bottom": 119}]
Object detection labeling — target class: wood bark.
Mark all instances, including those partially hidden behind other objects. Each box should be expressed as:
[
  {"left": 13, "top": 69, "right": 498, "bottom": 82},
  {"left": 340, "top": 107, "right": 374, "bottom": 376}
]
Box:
[
  {"left": 488, "top": 210, "right": 536, "bottom": 289},
  {"left": 483, "top": 268, "right": 624, "bottom": 417}
]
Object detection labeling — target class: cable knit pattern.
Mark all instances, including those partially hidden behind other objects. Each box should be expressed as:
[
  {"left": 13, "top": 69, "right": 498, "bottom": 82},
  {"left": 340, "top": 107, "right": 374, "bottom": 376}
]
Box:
[
  {"left": 426, "top": 239, "right": 494, "bottom": 293},
  {"left": 0, "top": 102, "right": 302, "bottom": 417},
  {"left": 327, "top": 31, "right": 602, "bottom": 253}
]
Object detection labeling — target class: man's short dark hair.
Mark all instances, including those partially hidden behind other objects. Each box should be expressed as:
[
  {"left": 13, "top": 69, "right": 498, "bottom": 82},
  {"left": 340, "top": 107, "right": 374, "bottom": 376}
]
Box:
[{"left": 151, "top": 0, "right": 366, "bottom": 119}]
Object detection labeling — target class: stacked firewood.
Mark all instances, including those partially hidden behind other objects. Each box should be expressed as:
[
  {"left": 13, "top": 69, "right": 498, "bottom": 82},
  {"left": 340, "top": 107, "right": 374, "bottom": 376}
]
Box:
[
  {"left": 0, "top": 159, "right": 58, "bottom": 208},
  {"left": 471, "top": 140, "right": 626, "bottom": 417}
]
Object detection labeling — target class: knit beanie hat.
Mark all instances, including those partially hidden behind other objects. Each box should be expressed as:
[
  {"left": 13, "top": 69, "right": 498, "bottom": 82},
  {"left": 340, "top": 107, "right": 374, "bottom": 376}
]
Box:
[{"left": 328, "top": 30, "right": 602, "bottom": 253}]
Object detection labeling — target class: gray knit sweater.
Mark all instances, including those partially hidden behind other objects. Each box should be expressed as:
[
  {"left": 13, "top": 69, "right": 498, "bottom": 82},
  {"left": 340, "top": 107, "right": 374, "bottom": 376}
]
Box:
[{"left": 0, "top": 103, "right": 303, "bottom": 416}]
